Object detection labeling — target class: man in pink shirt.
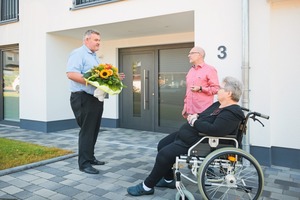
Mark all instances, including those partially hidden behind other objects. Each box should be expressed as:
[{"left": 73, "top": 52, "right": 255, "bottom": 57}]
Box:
[{"left": 182, "top": 46, "right": 220, "bottom": 118}]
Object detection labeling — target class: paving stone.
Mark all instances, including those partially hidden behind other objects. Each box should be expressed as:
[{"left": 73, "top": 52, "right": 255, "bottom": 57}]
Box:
[
  {"left": 59, "top": 179, "right": 80, "bottom": 187},
  {"left": 22, "top": 184, "right": 43, "bottom": 193},
  {"left": 55, "top": 185, "right": 81, "bottom": 197},
  {"left": 0, "top": 181, "right": 10, "bottom": 188},
  {"left": 1, "top": 186, "right": 23, "bottom": 195},
  {"left": 48, "top": 176, "right": 66, "bottom": 183},
  {"left": 274, "top": 179, "right": 300, "bottom": 188},
  {"left": 38, "top": 180, "right": 64, "bottom": 191},
  {"left": 24, "top": 195, "right": 48, "bottom": 200},
  {"left": 17, "top": 174, "right": 40, "bottom": 182},
  {"left": 13, "top": 190, "right": 34, "bottom": 199},
  {"left": 74, "top": 183, "right": 95, "bottom": 192},
  {"left": 30, "top": 178, "right": 48, "bottom": 185},
  {"left": 283, "top": 190, "right": 300, "bottom": 199},
  {"left": 34, "top": 172, "right": 56, "bottom": 179},
  {"left": 33, "top": 188, "right": 57, "bottom": 198},
  {"left": 103, "top": 191, "right": 125, "bottom": 200},
  {"left": 49, "top": 193, "right": 71, "bottom": 200},
  {"left": 7, "top": 179, "right": 31, "bottom": 188},
  {"left": 79, "top": 178, "right": 103, "bottom": 187},
  {"left": 0, "top": 175, "right": 16, "bottom": 182},
  {"left": 63, "top": 174, "right": 85, "bottom": 181},
  {"left": 72, "top": 191, "right": 94, "bottom": 199},
  {"left": 270, "top": 192, "right": 299, "bottom": 200}
]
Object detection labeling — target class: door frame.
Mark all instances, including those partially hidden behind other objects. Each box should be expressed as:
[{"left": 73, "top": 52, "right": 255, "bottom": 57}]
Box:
[
  {"left": 119, "top": 43, "right": 193, "bottom": 133},
  {"left": 0, "top": 44, "right": 20, "bottom": 126}
]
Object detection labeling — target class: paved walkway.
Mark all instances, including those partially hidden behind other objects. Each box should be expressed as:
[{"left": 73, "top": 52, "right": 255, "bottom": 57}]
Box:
[{"left": 0, "top": 125, "right": 299, "bottom": 200}]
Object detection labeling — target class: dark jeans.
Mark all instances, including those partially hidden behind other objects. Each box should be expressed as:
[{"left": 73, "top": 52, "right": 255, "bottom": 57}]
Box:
[
  {"left": 144, "top": 131, "right": 190, "bottom": 188},
  {"left": 70, "top": 91, "right": 103, "bottom": 169}
]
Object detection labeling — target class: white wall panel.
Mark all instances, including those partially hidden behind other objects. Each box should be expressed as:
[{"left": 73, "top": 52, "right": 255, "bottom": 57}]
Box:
[
  {"left": 269, "top": 0, "right": 300, "bottom": 149},
  {"left": 249, "top": 0, "right": 272, "bottom": 147}
]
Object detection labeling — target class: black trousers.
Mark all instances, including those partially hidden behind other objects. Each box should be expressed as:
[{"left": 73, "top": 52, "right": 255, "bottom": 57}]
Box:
[
  {"left": 70, "top": 92, "right": 103, "bottom": 168},
  {"left": 144, "top": 131, "right": 190, "bottom": 188}
]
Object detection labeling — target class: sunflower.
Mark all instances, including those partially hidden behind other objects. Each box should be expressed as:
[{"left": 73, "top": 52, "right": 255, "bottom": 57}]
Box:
[{"left": 99, "top": 69, "right": 110, "bottom": 79}]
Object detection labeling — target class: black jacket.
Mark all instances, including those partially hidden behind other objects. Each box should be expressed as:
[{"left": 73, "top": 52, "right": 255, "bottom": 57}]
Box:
[{"left": 175, "top": 101, "right": 245, "bottom": 146}]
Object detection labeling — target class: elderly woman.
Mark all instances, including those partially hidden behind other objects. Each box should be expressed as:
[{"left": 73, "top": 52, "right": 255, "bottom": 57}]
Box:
[{"left": 127, "top": 76, "right": 245, "bottom": 196}]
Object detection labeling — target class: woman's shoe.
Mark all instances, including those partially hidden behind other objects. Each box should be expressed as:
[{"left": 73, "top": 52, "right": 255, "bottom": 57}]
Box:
[
  {"left": 127, "top": 182, "right": 154, "bottom": 196},
  {"left": 156, "top": 178, "right": 176, "bottom": 189}
]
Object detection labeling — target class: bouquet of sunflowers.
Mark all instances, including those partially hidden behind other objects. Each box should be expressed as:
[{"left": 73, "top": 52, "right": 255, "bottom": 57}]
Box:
[{"left": 83, "top": 64, "right": 125, "bottom": 100}]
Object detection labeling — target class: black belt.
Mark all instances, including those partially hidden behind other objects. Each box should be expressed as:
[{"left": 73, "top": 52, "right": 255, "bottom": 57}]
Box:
[
  {"left": 71, "top": 91, "right": 94, "bottom": 97},
  {"left": 71, "top": 91, "right": 85, "bottom": 94}
]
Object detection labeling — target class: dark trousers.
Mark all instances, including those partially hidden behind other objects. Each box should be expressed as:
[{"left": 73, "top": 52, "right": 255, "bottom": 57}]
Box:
[
  {"left": 144, "top": 131, "right": 190, "bottom": 188},
  {"left": 70, "top": 92, "right": 103, "bottom": 168}
]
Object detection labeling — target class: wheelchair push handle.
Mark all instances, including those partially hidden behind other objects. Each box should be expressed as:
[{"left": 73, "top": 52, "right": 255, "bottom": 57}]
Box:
[
  {"left": 253, "top": 111, "right": 269, "bottom": 120},
  {"left": 241, "top": 107, "right": 269, "bottom": 127},
  {"left": 241, "top": 106, "right": 269, "bottom": 119}
]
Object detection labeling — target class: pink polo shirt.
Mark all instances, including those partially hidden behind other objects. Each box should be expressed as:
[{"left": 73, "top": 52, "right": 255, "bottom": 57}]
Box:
[{"left": 184, "top": 63, "right": 219, "bottom": 114}]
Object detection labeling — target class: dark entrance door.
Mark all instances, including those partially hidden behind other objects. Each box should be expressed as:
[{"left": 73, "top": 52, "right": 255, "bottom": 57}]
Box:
[
  {"left": 120, "top": 50, "right": 155, "bottom": 131},
  {"left": 119, "top": 43, "right": 193, "bottom": 133}
]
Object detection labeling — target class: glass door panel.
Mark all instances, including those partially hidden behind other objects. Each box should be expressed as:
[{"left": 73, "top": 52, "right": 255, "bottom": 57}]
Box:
[
  {"left": 158, "top": 48, "right": 191, "bottom": 129},
  {"left": 2, "top": 49, "right": 19, "bottom": 121}
]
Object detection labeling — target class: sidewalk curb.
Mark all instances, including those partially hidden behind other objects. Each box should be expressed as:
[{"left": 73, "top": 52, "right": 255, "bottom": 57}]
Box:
[{"left": 0, "top": 153, "right": 78, "bottom": 176}]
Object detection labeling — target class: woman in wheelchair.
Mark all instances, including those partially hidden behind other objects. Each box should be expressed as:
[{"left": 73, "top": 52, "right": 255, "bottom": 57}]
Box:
[{"left": 127, "top": 76, "right": 245, "bottom": 197}]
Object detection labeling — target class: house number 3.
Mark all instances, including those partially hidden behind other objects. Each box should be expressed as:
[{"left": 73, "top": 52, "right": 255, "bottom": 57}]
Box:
[{"left": 217, "top": 45, "right": 227, "bottom": 59}]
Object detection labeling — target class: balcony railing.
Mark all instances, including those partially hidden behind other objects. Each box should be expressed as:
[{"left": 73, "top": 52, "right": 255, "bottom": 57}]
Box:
[
  {"left": 71, "top": 0, "right": 121, "bottom": 10},
  {"left": 0, "top": 0, "right": 19, "bottom": 24}
]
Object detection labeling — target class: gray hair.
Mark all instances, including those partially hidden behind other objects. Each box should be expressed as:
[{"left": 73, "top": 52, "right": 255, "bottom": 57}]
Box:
[
  {"left": 83, "top": 29, "right": 100, "bottom": 41},
  {"left": 222, "top": 76, "right": 243, "bottom": 102}
]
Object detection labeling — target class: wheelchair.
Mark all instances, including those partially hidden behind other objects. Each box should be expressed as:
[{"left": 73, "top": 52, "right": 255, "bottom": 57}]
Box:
[{"left": 174, "top": 108, "right": 270, "bottom": 200}]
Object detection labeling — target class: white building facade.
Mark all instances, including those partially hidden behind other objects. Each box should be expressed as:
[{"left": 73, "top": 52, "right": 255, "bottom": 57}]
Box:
[{"left": 0, "top": 0, "right": 299, "bottom": 169}]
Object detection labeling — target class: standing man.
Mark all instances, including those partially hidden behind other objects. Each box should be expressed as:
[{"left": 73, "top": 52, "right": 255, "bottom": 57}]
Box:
[
  {"left": 66, "top": 30, "right": 111, "bottom": 174},
  {"left": 182, "top": 46, "right": 220, "bottom": 118}
]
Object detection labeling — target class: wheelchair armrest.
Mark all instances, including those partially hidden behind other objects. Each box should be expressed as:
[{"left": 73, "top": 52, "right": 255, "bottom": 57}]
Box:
[
  {"left": 187, "top": 134, "right": 239, "bottom": 157},
  {"left": 205, "top": 136, "right": 238, "bottom": 148}
]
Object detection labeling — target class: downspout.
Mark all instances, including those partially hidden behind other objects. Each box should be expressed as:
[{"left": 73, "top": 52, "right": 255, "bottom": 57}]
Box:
[{"left": 242, "top": 0, "right": 250, "bottom": 153}]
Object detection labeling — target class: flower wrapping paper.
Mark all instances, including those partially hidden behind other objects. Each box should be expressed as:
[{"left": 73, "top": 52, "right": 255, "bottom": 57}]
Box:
[{"left": 86, "top": 80, "right": 122, "bottom": 95}]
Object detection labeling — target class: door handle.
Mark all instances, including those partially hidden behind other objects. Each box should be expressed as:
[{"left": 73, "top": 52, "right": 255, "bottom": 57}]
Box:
[{"left": 143, "top": 69, "right": 149, "bottom": 110}]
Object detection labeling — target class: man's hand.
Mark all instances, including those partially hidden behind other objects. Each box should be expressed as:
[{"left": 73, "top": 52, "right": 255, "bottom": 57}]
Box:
[
  {"left": 119, "top": 72, "right": 125, "bottom": 80},
  {"left": 190, "top": 86, "right": 201, "bottom": 92},
  {"left": 182, "top": 108, "right": 188, "bottom": 118}
]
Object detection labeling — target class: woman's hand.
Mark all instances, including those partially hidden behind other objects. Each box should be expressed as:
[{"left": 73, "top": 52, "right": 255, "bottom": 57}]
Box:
[{"left": 187, "top": 114, "right": 198, "bottom": 126}]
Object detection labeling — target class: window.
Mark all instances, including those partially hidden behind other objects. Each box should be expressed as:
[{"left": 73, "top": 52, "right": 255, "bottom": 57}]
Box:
[
  {"left": 0, "top": 0, "right": 19, "bottom": 24},
  {"left": 72, "top": 0, "right": 121, "bottom": 10}
]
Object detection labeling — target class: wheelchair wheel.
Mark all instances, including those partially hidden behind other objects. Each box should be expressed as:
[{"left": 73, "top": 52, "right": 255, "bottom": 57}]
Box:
[
  {"left": 198, "top": 147, "right": 264, "bottom": 200},
  {"left": 175, "top": 189, "right": 195, "bottom": 200}
]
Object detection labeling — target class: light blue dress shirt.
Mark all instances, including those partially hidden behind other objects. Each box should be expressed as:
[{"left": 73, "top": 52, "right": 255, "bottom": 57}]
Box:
[{"left": 66, "top": 45, "right": 100, "bottom": 95}]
